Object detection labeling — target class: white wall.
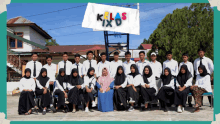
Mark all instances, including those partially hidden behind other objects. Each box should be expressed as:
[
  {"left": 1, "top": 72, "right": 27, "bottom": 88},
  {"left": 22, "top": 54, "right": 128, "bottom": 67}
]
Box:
[{"left": 9, "top": 26, "right": 46, "bottom": 52}]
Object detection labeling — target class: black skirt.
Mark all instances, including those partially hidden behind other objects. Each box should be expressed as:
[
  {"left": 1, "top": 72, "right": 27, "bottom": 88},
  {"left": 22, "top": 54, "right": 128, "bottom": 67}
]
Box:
[
  {"left": 83, "top": 90, "right": 94, "bottom": 103},
  {"left": 35, "top": 89, "right": 50, "bottom": 108},
  {"left": 18, "top": 91, "right": 35, "bottom": 115},
  {"left": 140, "top": 86, "right": 156, "bottom": 103},
  {"left": 127, "top": 86, "right": 140, "bottom": 104},
  {"left": 174, "top": 87, "right": 190, "bottom": 107},
  {"left": 68, "top": 87, "right": 80, "bottom": 105},
  {"left": 114, "top": 87, "right": 127, "bottom": 110},
  {"left": 157, "top": 86, "right": 174, "bottom": 104},
  {"left": 54, "top": 89, "right": 66, "bottom": 108}
]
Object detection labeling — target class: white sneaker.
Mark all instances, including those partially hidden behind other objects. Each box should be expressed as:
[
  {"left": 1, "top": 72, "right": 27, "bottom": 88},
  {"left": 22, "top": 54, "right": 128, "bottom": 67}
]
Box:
[
  {"left": 129, "top": 98, "right": 135, "bottom": 104},
  {"left": 92, "top": 101, "right": 96, "bottom": 107},
  {"left": 128, "top": 106, "right": 134, "bottom": 112},
  {"left": 181, "top": 107, "right": 184, "bottom": 112},
  {"left": 85, "top": 107, "right": 89, "bottom": 112},
  {"left": 177, "top": 106, "right": 182, "bottom": 113},
  {"left": 72, "top": 109, "right": 76, "bottom": 113}
]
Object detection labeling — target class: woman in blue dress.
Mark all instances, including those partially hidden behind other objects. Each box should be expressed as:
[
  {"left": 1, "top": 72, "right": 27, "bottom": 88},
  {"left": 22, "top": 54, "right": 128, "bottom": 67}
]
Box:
[{"left": 96, "top": 67, "right": 114, "bottom": 112}]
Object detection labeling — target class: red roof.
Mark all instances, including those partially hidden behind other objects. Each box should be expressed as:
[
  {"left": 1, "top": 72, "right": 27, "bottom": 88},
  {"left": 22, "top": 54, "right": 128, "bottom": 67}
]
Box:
[
  {"left": 32, "top": 45, "right": 115, "bottom": 54},
  {"left": 141, "top": 44, "right": 152, "bottom": 49}
]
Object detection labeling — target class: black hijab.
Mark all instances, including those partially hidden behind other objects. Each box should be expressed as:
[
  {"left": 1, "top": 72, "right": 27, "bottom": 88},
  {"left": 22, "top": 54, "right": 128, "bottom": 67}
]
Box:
[
  {"left": 161, "top": 68, "right": 174, "bottom": 85},
  {"left": 143, "top": 65, "right": 153, "bottom": 84},
  {"left": 198, "top": 65, "right": 210, "bottom": 77},
  {"left": 129, "top": 64, "right": 140, "bottom": 78},
  {"left": 69, "top": 68, "right": 80, "bottom": 86},
  {"left": 56, "top": 68, "right": 68, "bottom": 88},
  {"left": 24, "top": 68, "right": 31, "bottom": 79},
  {"left": 114, "top": 66, "right": 126, "bottom": 85},
  {"left": 87, "top": 67, "right": 95, "bottom": 78},
  {"left": 37, "top": 68, "right": 50, "bottom": 87},
  {"left": 177, "top": 65, "right": 192, "bottom": 87}
]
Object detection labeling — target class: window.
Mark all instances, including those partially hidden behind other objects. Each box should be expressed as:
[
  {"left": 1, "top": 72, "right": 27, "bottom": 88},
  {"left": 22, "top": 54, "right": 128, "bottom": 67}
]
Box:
[{"left": 8, "top": 32, "right": 24, "bottom": 49}]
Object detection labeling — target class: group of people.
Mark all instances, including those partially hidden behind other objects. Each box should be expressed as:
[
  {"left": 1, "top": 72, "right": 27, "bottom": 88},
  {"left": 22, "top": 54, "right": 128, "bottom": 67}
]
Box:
[{"left": 18, "top": 48, "right": 213, "bottom": 115}]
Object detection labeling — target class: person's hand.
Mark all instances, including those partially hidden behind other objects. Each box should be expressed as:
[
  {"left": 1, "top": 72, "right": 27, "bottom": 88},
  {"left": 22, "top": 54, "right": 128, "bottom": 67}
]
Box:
[
  {"left": 133, "top": 86, "right": 137, "bottom": 92},
  {"left": 100, "top": 88, "right": 103, "bottom": 93},
  {"left": 77, "top": 85, "right": 81, "bottom": 89},
  {"left": 106, "top": 87, "right": 110, "bottom": 92},
  {"left": 43, "top": 89, "right": 47, "bottom": 94},
  {"left": 33, "top": 78, "right": 36, "bottom": 81},
  {"left": 127, "top": 84, "right": 132, "bottom": 87},
  {"left": 115, "top": 86, "right": 119, "bottom": 89},
  {"left": 190, "top": 85, "right": 195, "bottom": 90},
  {"left": 49, "top": 81, "right": 54, "bottom": 85},
  {"left": 145, "top": 84, "right": 150, "bottom": 88},
  {"left": 142, "top": 85, "right": 145, "bottom": 88},
  {"left": 64, "top": 92, "right": 68, "bottom": 98}
]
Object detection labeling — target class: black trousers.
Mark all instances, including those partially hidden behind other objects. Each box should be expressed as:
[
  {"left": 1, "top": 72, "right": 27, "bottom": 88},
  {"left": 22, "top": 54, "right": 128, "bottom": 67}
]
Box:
[
  {"left": 114, "top": 87, "right": 127, "bottom": 110},
  {"left": 174, "top": 87, "right": 190, "bottom": 107},
  {"left": 35, "top": 89, "right": 51, "bottom": 108},
  {"left": 83, "top": 90, "right": 94, "bottom": 103},
  {"left": 18, "top": 91, "right": 35, "bottom": 115},
  {"left": 54, "top": 89, "right": 66, "bottom": 108}
]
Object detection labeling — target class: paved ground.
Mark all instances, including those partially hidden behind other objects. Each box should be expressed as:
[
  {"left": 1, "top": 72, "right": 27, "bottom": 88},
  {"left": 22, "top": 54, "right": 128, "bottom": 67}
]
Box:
[{"left": 7, "top": 95, "right": 213, "bottom": 121}]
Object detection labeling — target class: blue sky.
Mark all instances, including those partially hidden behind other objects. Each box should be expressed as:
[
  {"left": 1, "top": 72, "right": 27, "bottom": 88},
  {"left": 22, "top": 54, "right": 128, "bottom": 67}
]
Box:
[{"left": 7, "top": 3, "right": 192, "bottom": 49}]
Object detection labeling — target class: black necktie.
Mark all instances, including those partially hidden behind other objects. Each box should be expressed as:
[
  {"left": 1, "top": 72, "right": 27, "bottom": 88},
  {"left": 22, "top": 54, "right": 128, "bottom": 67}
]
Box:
[
  {"left": 89, "top": 60, "right": 91, "bottom": 68},
  {"left": 64, "top": 61, "right": 66, "bottom": 73},
  {"left": 200, "top": 57, "right": 203, "bottom": 66},
  {"left": 33, "top": 61, "right": 36, "bottom": 77},
  {"left": 76, "top": 64, "right": 79, "bottom": 73}
]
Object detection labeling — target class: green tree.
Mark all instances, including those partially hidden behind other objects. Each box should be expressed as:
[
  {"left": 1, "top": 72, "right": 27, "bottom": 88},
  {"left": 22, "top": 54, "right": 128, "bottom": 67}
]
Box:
[
  {"left": 143, "top": 3, "right": 213, "bottom": 63},
  {"left": 45, "top": 39, "right": 59, "bottom": 46}
]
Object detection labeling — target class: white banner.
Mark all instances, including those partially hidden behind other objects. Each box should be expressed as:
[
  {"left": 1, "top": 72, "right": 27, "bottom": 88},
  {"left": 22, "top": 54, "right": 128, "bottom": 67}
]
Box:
[{"left": 82, "top": 3, "right": 140, "bottom": 35}]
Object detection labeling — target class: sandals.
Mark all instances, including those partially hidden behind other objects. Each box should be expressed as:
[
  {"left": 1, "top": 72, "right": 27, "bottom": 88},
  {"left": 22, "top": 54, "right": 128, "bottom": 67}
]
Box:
[
  {"left": 25, "top": 111, "right": 31, "bottom": 115},
  {"left": 34, "top": 106, "right": 39, "bottom": 114}
]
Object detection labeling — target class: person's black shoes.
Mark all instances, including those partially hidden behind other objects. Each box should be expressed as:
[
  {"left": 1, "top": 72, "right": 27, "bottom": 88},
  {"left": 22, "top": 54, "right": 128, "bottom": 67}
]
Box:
[
  {"left": 164, "top": 106, "right": 168, "bottom": 112},
  {"left": 42, "top": 110, "right": 46, "bottom": 115},
  {"left": 189, "top": 103, "right": 193, "bottom": 107}
]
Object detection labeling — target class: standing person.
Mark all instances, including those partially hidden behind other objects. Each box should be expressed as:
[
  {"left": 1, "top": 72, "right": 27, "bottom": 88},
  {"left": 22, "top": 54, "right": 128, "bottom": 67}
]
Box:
[
  {"left": 174, "top": 65, "right": 193, "bottom": 113},
  {"left": 25, "top": 52, "right": 42, "bottom": 80},
  {"left": 72, "top": 54, "right": 83, "bottom": 78},
  {"left": 67, "top": 68, "right": 84, "bottom": 113},
  {"left": 157, "top": 68, "right": 175, "bottom": 112},
  {"left": 140, "top": 66, "right": 157, "bottom": 111},
  {"left": 123, "top": 51, "right": 135, "bottom": 75},
  {"left": 83, "top": 67, "right": 97, "bottom": 112},
  {"left": 96, "top": 67, "right": 114, "bottom": 112},
  {"left": 136, "top": 51, "right": 150, "bottom": 75},
  {"left": 150, "top": 52, "right": 162, "bottom": 93},
  {"left": 179, "top": 53, "right": 194, "bottom": 107},
  {"left": 35, "top": 68, "right": 53, "bottom": 115},
  {"left": 82, "top": 51, "right": 98, "bottom": 77},
  {"left": 58, "top": 52, "right": 73, "bottom": 83},
  {"left": 110, "top": 52, "right": 123, "bottom": 78},
  {"left": 190, "top": 65, "right": 212, "bottom": 112},
  {"left": 18, "top": 68, "right": 38, "bottom": 115},
  {"left": 194, "top": 48, "right": 214, "bottom": 106},
  {"left": 163, "top": 51, "right": 178, "bottom": 89},
  {"left": 53, "top": 68, "right": 69, "bottom": 113},
  {"left": 97, "top": 52, "right": 111, "bottom": 78},
  {"left": 127, "top": 64, "right": 142, "bottom": 112},
  {"left": 113, "top": 66, "right": 128, "bottom": 111},
  {"left": 43, "top": 55, "right": 57, "bottom": 109}
]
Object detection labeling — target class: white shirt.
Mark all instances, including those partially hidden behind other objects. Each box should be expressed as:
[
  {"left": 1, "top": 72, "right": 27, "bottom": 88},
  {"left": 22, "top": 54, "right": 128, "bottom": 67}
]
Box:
[
  {"left": 141, "top": 75, "right": 157, "bottom": 92},
  {"left": 194, "top": 56, "right": 214, "bottom": 75},
  {"left": 195, "top": 75, "right": 212, "bottom": 92},
  {"left": 53, "top": 80, "right": 65, "bottom": 93},
  {"left": 127, "top": 74, "right": 142, "bottom": 87},
  {"left": 67, "top": 81, "right": 84, "bottom": 90},
  {"left": 161, "top": 79, "right": 175, "bottom": 89},
  {"left": 122, "top": 60, "right": 135, "bottom": 75},
  {"left": 83, "top": 76, "right": 96, "bottom": 89},
  {"left": 25, "top": 60, "right": 42, "bottom": 78},
  {"left": 114, "top": 77, "right": 128, "bottom": 88},
  {"left": 150, "top": 61, "right": 162, "bottom": 78},
  {"left": 136, "top": 60, "right": 150, "bottom": 75},
  {"left": 110, "top": 60, "right": 123, "bottom": 78},
  {"left": 36, "top": 79, "right": 51, "bottom": 89},
  {"left": 163, "top": 59, "right": 179, "bottom": 76},
  {"left": 176, "top": 77, "right": 193, "bottom": 88},
  {"left": 179, "top": 61, "right": 194, "bottom": 77},
  {"left": 19, "top": 78, "right": 36, "bottom": 92},
  {"left": 43, "top": 63, "right": 57, "bottom": 81},
  {"left": 58, "top": 60, "right": 72, "bottom": 75},
  {"left": 72, "top": 62, "right": 83, "bottom": 76},
  {"left": 82, "top": 59, "right": 98, "bottom": 75},
  {"left": 97, "top": 60, "right": 111, "bottom": 77}
]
